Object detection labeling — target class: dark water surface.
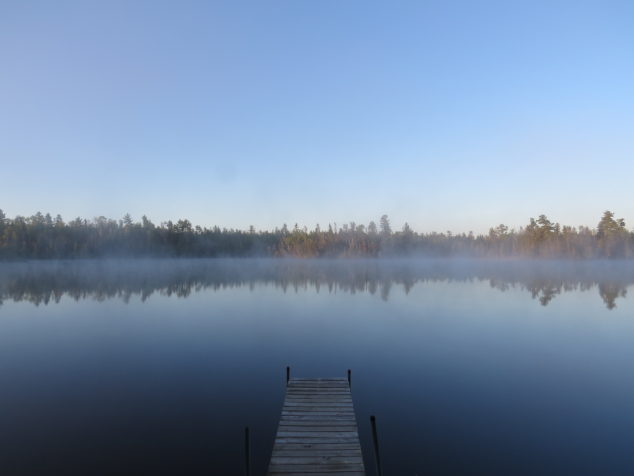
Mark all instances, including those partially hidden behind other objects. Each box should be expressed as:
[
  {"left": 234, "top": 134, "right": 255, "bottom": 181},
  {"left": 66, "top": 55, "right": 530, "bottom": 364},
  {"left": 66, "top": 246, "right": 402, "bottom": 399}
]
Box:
[{"left": 1, "top": 259, "right": 634, "bottom": 475}]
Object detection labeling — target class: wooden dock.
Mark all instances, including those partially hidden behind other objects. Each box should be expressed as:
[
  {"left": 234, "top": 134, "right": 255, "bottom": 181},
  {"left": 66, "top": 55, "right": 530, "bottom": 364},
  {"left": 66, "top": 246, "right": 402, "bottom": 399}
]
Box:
[{"left": 267, "top": 376, "right": 365, "bottom": 475}]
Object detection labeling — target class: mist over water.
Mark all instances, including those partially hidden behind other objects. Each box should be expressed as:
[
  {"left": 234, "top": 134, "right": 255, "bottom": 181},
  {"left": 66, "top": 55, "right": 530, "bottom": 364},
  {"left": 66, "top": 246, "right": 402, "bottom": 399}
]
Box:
[
  {"left": 1, "top": 258, "right": 633, "bottom": 309},
  {"left": 2, "top": 259, "right": 634, "bottom": 475}
]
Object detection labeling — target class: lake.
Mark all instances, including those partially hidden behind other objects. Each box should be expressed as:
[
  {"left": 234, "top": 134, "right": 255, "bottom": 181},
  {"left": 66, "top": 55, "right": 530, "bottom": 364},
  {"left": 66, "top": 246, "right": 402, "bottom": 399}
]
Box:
[{"left": 1, "top": 259, "right": 634, "bottom": 475}]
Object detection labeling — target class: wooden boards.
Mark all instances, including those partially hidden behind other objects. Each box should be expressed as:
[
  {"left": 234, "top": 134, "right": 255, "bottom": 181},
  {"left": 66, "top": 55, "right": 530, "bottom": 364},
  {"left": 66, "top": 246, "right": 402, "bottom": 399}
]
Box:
[{"left": 267, "top": 378, "right": 365, "bottom": 475}]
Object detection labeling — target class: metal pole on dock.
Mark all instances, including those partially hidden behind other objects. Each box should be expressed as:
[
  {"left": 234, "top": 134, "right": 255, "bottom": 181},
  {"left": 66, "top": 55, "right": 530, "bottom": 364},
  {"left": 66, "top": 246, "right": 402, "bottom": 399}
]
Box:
[
  {"left": 347, "top": 369, "right": 352, "bottom": 388},
  {"left": 244, "top": 426, "right": 250, "bottom": 476},
  {"left": 370, "top": 415, "right": 383, "bottom": 476},
  {"left": 286, "top": 366, "right": 290, "bottom": 386}
]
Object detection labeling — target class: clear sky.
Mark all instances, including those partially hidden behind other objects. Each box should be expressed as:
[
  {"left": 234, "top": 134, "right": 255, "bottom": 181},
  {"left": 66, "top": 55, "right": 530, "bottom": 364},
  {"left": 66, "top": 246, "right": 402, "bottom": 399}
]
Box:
[{"left": 1, "top": 1, "right": 633, "bottom": 233}]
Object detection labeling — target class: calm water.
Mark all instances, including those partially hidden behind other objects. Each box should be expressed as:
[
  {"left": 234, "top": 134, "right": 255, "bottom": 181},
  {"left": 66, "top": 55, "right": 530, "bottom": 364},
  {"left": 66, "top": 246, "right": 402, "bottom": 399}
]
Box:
[{"left": 1, "top": 259, "right": 634, "bottom": 475}]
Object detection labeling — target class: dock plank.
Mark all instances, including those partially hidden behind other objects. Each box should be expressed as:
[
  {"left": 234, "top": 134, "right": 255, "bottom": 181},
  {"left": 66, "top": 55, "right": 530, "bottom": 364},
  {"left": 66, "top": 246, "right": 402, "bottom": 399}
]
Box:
[{"left": 267, "top": 378, "right": 365, "bottom": 475}]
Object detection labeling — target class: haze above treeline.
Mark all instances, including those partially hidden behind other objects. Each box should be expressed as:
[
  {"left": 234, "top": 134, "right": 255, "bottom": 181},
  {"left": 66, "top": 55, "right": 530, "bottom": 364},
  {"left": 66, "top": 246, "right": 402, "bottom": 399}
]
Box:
[{"left": 0, "top": 209, "right": 632, "bottom": 259}]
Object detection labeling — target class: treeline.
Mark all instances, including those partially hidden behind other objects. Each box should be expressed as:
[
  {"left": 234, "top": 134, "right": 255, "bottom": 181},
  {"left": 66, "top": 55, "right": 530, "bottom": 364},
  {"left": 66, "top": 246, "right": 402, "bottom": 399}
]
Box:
[{"left": 0, "top": 209, "right": 632, "bottom": 259}]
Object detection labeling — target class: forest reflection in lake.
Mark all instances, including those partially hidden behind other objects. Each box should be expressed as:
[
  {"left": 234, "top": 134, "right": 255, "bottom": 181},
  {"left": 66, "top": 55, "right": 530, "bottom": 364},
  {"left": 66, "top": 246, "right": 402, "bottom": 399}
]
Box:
[
  {"left": 2, "top": 259, "right": 634, "bottom": 475},
  {"left": 0, "top": 258, "right": 632, "bottom": 309}
]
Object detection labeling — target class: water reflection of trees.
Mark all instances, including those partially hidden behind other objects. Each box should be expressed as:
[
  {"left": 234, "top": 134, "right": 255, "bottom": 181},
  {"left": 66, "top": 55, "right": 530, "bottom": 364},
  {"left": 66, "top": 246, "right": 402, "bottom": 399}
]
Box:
[
  {"left": 491, "top": 278, "right": 628, "bottom": 308},
  {"left": 598, "top": 283, "right": 628, "bottom": 310},
  {"left": 0, "top": 259, "right": 632, "bottom": 310}
]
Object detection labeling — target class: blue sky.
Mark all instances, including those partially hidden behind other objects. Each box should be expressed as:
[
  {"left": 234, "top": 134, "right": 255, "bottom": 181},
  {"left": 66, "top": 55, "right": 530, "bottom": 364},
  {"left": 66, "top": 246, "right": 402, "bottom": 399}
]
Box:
[{"left": 1, "top": 1, "right": 633, "bottom": 233}]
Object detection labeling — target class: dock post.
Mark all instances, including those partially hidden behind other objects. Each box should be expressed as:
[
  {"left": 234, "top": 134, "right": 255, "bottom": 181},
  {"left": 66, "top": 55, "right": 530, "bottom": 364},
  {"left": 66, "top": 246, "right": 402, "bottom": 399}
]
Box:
[
  {"left": 347, "top": 369, "right": 352, "bottom": 388},
  {"left": 244, "top": 426, "right": 250, "bottom": 476},
  {"left": 286, "top": 366, "right": 290, "bottom": 386},
  {"left": 370, "top": 415, "right": 383, "bottom": 476}
]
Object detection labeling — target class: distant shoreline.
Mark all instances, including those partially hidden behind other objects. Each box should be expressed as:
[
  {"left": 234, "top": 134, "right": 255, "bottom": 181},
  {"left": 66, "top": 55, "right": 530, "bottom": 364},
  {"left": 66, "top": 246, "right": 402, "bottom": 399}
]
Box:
[{"left": 0, "top": 210, "right": 632, "bottom": 260}]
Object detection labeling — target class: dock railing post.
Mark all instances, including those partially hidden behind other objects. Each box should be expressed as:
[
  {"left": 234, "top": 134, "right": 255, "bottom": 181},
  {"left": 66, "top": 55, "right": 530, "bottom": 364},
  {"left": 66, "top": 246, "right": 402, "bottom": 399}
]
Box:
[
  {"left": 347, "top": 369, "right": 351, "bottom": 388},
  {"left": 286, "top": 366, "right": 290, "bottom": 386},
  {"left": 370, "top": 415, "right": 383, "bottom": 476},
  {"left": 244, "top": 426, "right": 250, "bottom": 476}
]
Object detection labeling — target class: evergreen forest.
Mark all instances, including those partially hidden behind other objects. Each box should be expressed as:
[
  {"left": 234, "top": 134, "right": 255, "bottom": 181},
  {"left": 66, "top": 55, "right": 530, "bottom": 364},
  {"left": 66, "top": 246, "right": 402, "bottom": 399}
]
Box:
[{"left": 0, "top": 209, "right": 632, "bottom": 259}]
